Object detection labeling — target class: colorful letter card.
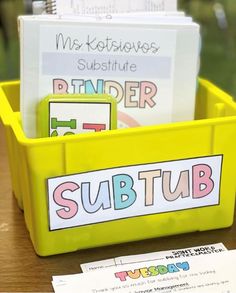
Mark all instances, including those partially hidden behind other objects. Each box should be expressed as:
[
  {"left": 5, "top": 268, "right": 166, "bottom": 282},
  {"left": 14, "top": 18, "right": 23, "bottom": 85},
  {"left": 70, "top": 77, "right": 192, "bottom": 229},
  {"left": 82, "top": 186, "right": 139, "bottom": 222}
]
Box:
[{"left": 37, "top": 94, "right": 117, "bottom": 137}]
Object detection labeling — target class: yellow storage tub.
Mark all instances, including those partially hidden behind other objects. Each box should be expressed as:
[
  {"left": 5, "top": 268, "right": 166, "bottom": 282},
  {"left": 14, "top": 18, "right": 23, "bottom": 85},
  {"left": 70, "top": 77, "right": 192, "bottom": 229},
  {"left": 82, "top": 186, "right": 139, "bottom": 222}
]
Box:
[{"left": 0, "top": 79, "right": 236, "bottom": 256}]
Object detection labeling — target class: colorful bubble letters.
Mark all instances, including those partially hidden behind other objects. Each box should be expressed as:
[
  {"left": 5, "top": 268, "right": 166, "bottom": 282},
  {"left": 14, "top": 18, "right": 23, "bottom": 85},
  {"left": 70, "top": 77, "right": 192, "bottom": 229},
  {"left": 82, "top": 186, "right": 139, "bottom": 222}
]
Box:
[
  {"left": 115, "top": 262, "right": 190, "bottom": 281},
  {"left": 53, "top": 79, "right": 157, "bottom": 110},
  {"left": 47, "top": 155, "right": 222, "bottom": 231}
]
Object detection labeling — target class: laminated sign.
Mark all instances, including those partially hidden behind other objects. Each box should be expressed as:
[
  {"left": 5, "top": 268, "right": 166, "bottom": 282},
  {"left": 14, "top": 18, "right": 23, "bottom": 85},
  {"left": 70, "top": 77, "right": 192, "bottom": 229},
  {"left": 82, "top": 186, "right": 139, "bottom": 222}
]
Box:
[{"left": 47, "top": 155, "right": 223, "bottom": 230}]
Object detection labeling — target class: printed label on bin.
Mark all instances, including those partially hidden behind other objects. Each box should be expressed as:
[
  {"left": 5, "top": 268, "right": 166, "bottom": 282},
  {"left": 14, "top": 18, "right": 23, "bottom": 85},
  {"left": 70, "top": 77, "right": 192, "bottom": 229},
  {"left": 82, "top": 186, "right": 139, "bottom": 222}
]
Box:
[{"left": 47, "top": 155, "right": 223, "bottom": 230}]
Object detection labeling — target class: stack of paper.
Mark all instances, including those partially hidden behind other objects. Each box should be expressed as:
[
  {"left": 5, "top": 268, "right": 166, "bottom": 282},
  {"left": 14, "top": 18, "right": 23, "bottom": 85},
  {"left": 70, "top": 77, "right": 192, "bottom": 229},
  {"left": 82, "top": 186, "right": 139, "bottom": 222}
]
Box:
[
  {"left": 52, "top": 243, "right": 236, "bottom": 293},
  {"left": 46, "top": 0, "right": 177, "bottom": 15}
]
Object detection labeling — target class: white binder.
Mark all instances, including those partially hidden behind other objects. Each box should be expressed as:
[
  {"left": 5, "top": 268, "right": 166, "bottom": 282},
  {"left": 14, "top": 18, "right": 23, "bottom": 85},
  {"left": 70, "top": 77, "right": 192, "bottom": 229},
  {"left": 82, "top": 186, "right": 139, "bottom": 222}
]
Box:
[{"left": 19, "top": 14, "right": 200, "bottom": 137}]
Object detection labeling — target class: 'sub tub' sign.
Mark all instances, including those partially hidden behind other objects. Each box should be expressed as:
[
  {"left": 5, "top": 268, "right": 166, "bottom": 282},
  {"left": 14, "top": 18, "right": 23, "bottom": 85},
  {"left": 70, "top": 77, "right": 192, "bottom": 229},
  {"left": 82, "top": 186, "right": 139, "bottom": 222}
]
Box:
[{"left": 47, "top": 155, "right": 222, "bottom": 230}]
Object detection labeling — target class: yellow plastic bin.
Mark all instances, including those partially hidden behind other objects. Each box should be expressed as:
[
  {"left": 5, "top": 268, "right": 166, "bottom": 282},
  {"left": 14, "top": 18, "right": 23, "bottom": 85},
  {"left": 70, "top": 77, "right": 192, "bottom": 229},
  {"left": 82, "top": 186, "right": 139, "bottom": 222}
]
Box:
[{"left": 0, "top": 79, "right": 236, "bottom": 256}]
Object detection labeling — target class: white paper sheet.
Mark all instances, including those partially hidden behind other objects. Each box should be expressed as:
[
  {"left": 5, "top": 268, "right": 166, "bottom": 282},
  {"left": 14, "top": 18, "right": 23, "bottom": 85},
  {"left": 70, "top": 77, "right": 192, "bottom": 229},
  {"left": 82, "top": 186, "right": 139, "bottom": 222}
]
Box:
[
  {"left": 52, "top": 249, "right": 236, "bottom": 293},
  {"left": 80, "top": 243, "right": 227, "bottom": 273}
]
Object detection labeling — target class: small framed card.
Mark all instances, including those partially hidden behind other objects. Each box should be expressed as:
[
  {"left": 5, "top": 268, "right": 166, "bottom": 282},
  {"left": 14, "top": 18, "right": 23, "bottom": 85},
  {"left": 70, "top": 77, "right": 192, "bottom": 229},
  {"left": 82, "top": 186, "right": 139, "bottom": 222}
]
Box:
[{"left": 37, "top": 94, "right": 117, "bottom": 137}]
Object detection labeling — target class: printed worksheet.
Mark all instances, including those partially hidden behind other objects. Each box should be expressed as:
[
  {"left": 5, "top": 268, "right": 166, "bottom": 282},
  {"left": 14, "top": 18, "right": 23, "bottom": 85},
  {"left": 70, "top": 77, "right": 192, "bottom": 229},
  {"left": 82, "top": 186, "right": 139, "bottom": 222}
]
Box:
[
  {"left": 52, "top": 249, "right": 236, "bottom": 293},
  {"left": 80, "top": 243, "right": 227, "bottom": 272}
]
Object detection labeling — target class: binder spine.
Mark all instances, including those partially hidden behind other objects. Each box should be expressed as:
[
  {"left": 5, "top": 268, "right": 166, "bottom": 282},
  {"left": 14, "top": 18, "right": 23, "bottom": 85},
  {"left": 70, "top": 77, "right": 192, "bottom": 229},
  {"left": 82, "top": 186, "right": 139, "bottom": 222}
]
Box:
[{"left": 45, "top": 0, "right": 57, "bottom": 14}]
